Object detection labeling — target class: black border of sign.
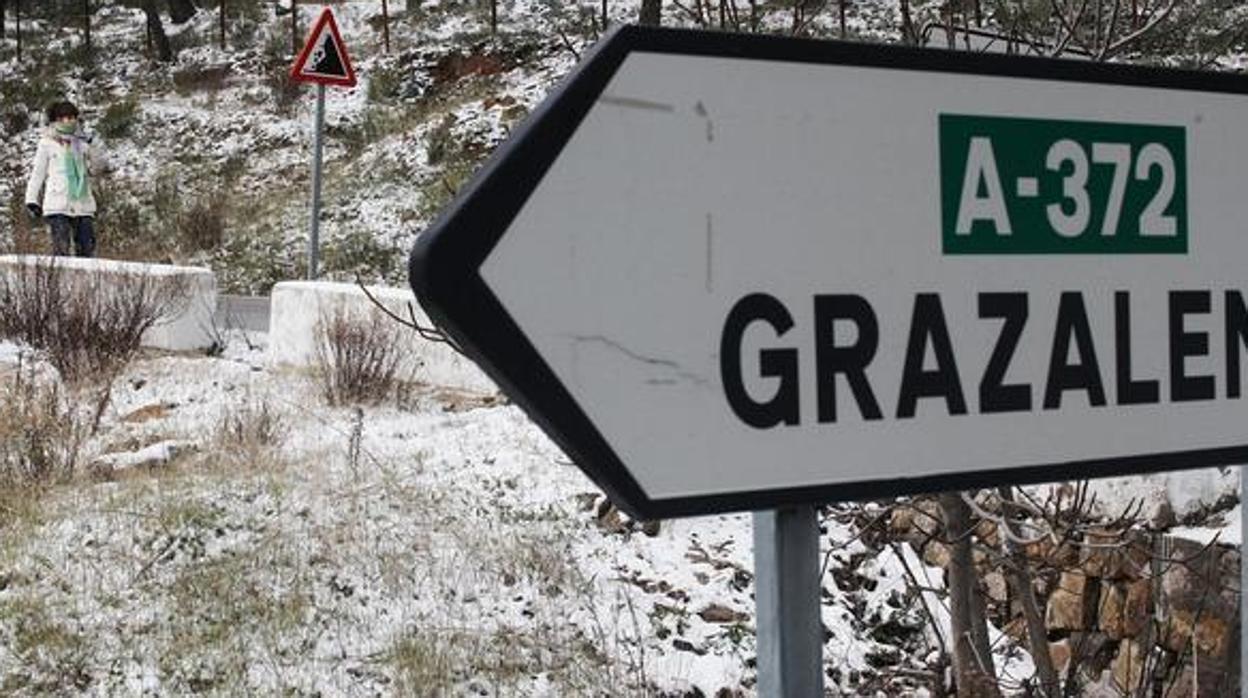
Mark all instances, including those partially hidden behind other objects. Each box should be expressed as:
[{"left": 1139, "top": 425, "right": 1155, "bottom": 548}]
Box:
[{"left": 410, "top": 25, "right": 1248, "bottom": 521}]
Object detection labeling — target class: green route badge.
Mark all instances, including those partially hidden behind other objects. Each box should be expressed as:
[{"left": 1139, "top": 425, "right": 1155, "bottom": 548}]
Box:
[{"left": 940, "top": 114, "right": 1187, "bottom": 254}]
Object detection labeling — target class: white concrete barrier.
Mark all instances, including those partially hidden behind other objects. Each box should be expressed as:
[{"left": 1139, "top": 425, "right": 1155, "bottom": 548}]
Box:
[
  {"left": 267, "top": 281, "right": 497, "bottom": 394},
  {"left": 0, "top": 255, "right": 217, "bottom": 352}
]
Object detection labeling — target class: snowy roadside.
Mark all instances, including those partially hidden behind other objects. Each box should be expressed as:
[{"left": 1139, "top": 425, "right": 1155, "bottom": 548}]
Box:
[{"left": 2, "top": 329, "right": 1239, "bottom": 695}]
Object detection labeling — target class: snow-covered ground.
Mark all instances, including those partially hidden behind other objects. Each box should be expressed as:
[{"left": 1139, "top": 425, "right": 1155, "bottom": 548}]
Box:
[
  {"left": 0, "top": 330, "right": 1239, "bottom": 695},
  {"left": 2, "top": 2, "right": 1245, "bottom": 695}
]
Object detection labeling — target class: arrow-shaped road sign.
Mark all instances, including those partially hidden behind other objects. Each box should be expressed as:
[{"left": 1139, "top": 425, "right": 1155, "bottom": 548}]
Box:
[{"left": 410, "top": 26, "right": 1248, "bottom": 520}]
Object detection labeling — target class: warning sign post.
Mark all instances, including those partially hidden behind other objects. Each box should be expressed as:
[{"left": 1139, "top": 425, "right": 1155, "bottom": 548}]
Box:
[{"left": 290, "top": 8, "right": 356, "bottom": 279}]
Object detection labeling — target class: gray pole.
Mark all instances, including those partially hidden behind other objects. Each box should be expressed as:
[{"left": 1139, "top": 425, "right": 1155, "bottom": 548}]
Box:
[
  {"left": 753, "top": 506, "right": 824, "bottom": 697},
  {"left": 307, "top": 83, "right": 325, "bottom": 280}
]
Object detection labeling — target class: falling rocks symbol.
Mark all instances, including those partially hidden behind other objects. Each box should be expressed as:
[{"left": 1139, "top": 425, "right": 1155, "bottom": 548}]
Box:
[{"left": 310, "top": 35, "right": 346, "bottom": 79}]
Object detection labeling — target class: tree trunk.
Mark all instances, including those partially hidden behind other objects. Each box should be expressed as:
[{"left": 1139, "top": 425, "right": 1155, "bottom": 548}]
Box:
[
  {"left": 83, "top": 0, "right": 90, "bottom": 50},
  {"left": 838, "top": 0, "right": 846, "bottom": 38},
  {"left": 218, "top": 0, "right": 225, "bottom": 49},
  {"left": 290, "top": 0, "right": 297, "bottom": 57},
  {"left": 489, "top": 0, "right": 497, "bottom": 36},
  {"left": 380, "top": 0, "right": 390, "bottom": 52},
  {"left": 639, "top": 0, "right": 661, "bottom": 26},
  {"left": 997, "top": 487, "right": 1061, "bottom": 697},
  {"left": 16, "top": 0, "right": 23, "bottom": 61},
  {"left": 2, "top": 0, "right": 7, "bottom": 40},
  {"left": 898, "top": 0, "right": 916, "bottom": 44},
  {"left": 167, "top": 0, "right": 195, "bottom": 25},
  {"left": 601, "top": 0, "right": 608, "bottom": 30},
  {"left": 940, "top": 492, "right": 1001, "bottom": 698},
  {"left": 141, "top": 0, "right": 172, "bottom": 62}
]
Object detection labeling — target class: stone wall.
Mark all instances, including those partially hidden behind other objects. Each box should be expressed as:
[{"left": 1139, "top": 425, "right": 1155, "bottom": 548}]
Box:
[{"left": 890, "top": 500, "right": 1240, "bottom": 695}]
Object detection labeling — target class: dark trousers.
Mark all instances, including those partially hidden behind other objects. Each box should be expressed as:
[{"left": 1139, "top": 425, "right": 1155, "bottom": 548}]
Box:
[{"left": 46, "top": 215, "right": 96, "bottom": 257}]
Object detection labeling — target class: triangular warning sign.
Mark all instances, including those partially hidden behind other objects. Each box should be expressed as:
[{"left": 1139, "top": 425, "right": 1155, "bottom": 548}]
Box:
[{"left": 290, "top": 8, "right": 357, "bottom": 87}]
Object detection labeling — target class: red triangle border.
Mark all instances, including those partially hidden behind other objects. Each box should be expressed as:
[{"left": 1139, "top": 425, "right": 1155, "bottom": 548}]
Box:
[{"left": 289, "top": 8, "right": 357, "bottom": 88}]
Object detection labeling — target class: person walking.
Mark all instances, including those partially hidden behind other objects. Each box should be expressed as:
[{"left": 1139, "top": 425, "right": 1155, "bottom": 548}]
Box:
[{"left": 24, "top": 100, "right": 99, "bottom": 257}]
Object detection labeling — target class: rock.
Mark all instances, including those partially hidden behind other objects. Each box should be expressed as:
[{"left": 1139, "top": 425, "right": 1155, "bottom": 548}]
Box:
[
  {"left": 983, "top": 571, "right": 1009, "bottom": 603},
  {"left": 1097, "top": 579, "right": 1150, "bottom": 640},
  {"left": 1081, "top": 528, "right": 1150, "bottom": 580},
  {"left": 1111, "top": 639, "right": 1147, "bottom": 693},
  {"left": 1023, "top": 537, "right": 1080, "bottom": 569},
  {"left": 595, "top": 498, "right": 627, "bottom": 535},
  {"left": 121, "top": 402, "right": 172, "bottom": 423},
  {"left": 91, "top": 440, "right": 195, "bottom": 472},
  {"left": 698, "top": 603, "right": 748, "bottom": 624},
  {"left": 1160, "top": 609, "right": 1232, "bottom": 659},
  {"left": 1046, "top": 570, "right": 1097, "bottom": 631},
  {"left": 973, "top": 518, "right": 1000, "bottom": 548},
  {"left": 672, "top": 638, "right": 706, "bottom": 655},
  {"left": 1070, "top": 631, "right": 1117, "bottom": 677},
  {"left": 1048, "top": 639, "right": 1072, "bottom": 675},
  {"left": 921, "top": 540, "right": 950, "bottom": 569},
  {"left": 1158, "top": 539, "right": 1238, "bottom": 659}
]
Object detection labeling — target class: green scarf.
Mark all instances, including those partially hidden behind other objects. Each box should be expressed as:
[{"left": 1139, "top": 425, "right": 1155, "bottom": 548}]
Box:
[{"left": 54, "top": 123, "right": 89, "bottom": 201}]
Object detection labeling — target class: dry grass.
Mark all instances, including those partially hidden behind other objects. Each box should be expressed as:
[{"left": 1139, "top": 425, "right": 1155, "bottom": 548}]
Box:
[
  {"left": 0, "top": 360, "right": 85, "bottom": 491},
  {"left": 210, "top": 395, "right": 289, "bottom": 472},
  {"left": 314, "top": 307, "right": 404, "bottom": 406}
]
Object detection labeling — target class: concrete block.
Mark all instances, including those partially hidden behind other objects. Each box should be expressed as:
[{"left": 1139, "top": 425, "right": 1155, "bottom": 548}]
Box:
[
  {"left": 267, "top": 281, "right": 496, "bottom": 394},
  {"left": 0, "top": 255, "right": 217, "bottom": 352}
]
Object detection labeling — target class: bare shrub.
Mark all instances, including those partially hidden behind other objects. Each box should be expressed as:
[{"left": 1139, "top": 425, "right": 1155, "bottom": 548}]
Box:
[
  {"left": 178, "top": 191, "right": 229, "bottom": 252},
  {"left": 314, "top": 307, "right": 403, "bottom": 406},
  {"left": 0, "top": 360, "right": 85, "bottom": 488},
  {"left": 0, "top": 260, "right": 190, "bottom": 385}
]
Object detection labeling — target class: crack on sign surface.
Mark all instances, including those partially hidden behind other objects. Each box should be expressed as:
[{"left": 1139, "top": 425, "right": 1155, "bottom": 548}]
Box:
[
  {"left": 694, "top": 101, "right": 713, "bottom": 142},
  {"left": 569, "top": 335, "right": 709, "bottom": 388},
  {"left": 599, "top": 95, "right": 676, "bottom": 112}
]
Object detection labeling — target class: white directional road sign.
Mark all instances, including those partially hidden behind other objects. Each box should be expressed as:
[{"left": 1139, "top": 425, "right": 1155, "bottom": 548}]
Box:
[{"left": 409, "top": 26, "right": 1248, "bottom": 519}]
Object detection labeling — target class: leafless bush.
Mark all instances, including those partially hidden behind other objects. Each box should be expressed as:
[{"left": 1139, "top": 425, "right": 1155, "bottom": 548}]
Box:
[
  {"left": 0, "top": 260, "right": 190, "bottom": 385},
  {"left": 314, "top": 307, "right": 403, "bottom": 406},
  {"left": 177, "top": 191, "right": 229, "bottom": 252},
  {"left": 0, "top": 359, "right": 85, "bottom": 488}
]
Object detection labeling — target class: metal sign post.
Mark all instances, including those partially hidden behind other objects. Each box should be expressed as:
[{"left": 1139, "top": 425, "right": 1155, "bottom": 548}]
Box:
[
  {"left": 307, "top": 83, "right": 325, "bottom": 279},
  {"left": 289, "top": 7, "right": 356, "bottom": 281},
  {"left": 754, "top": 506, "right": 824, "bottom": 696}
]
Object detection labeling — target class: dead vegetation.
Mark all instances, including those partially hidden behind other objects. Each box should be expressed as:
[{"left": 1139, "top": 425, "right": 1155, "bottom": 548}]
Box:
[
  {"left": 314, "top": 306, "right": 404, "bottom": 406},
  {"left": 0, "top": 359, "right": 84, "bottom": 492},
  {"left": 0, "top": 259, "right": 189, "bottom": 385}
]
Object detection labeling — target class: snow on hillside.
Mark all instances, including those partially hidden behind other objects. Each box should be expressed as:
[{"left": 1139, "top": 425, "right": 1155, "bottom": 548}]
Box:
[{"left": 0, "top": 0, "right": 911, "bottom": 292}]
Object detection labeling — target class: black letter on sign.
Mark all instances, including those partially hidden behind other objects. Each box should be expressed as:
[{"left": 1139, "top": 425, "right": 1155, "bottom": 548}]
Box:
[
  {"left": 1115, "top": 292, "right": 1160, "bottom": 405},
  {"left": 1228, "top": 291, "right": 1248, "bottom": 399},
  {"left": 1169, "top": 290, "right": 1215, "bottom": 402},
  {"left": 721, "top": 294, "right": 800, "bottom": 428},
  {"left": 1044, "top": 292, "right": 1107, "bottom": 410},
  {"left": 979, "top": 293, "right": 1031, "bottom": 413},
  {"left": 815, "top": 294, "right": 883, "bottom": 422},
  {"left": 897, "top": 294, "right": 967, "bottom": 418}
]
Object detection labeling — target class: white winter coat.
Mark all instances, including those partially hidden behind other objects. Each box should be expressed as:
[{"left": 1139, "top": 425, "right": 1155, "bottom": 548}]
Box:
[{"left": 24, "top": 128, "right": 100, "bottom": 217}]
